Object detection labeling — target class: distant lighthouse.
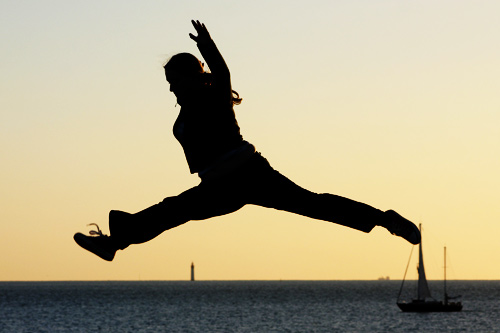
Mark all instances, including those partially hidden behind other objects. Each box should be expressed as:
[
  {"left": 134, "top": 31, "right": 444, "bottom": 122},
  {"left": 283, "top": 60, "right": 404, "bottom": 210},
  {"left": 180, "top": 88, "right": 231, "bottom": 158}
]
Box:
[{"left": 191, "top": 262, "right": 195, "bottom": 281}]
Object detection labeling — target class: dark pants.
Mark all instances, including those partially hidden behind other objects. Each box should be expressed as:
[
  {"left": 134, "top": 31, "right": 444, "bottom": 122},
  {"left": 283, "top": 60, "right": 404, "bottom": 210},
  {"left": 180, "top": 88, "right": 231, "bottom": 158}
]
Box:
[{"left": 110, "top": 153, "right": 384, "bottom": 248}]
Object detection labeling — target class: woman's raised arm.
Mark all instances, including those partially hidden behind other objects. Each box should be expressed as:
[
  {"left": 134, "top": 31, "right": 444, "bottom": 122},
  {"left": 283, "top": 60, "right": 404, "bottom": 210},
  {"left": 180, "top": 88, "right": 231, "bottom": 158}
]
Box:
[{"left": 189, "top": 20, "right": 230, "bottom": 80}]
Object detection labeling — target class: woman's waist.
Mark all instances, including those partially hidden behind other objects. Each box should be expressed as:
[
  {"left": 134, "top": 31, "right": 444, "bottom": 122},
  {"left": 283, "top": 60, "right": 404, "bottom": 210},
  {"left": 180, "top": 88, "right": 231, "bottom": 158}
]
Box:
[{"left": 198, "top": 141, "right": 257, "bottom": 180}]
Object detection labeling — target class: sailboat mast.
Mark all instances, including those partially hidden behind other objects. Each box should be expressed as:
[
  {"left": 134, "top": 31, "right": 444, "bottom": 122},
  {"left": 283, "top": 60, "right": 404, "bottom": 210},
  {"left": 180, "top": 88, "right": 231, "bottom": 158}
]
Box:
[{"left": 444, "top": 246, "right": 447, "bottom": 304}]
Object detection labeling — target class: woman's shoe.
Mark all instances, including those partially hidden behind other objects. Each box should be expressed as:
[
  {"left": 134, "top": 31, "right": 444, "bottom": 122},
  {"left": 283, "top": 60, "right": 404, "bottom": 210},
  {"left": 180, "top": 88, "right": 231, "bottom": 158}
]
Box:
[
  {"left": 74, "top": 224, "right": 117, "bottom": 261},
  {"left": 384, "top": 210, "right": 421, "bottom": 245}
]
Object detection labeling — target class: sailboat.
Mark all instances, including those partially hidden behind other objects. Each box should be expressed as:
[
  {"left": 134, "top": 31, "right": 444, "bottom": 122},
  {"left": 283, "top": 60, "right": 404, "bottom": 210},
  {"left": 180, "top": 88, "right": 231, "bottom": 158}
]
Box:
[{"left": 397, "top": 224, "right": 462, "bottom": 312}]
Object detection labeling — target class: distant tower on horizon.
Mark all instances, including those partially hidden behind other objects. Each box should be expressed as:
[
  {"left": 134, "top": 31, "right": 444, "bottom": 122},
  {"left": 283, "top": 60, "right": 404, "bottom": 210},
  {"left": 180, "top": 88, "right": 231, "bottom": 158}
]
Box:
[{"left": 191, "top": 262, "right": 195, "bottom": 281}]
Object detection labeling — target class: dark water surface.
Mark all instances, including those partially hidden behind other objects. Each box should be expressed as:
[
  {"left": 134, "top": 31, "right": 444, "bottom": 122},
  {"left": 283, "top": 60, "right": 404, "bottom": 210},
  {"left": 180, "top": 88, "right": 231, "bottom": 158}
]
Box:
[{"left": 1, "top": 280, "right": 498, "bottom": 332}]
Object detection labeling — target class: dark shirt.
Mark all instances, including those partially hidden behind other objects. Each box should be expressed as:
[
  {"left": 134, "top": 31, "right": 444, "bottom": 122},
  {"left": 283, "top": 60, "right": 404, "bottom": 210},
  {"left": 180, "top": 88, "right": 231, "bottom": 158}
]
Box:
[{"left": 173, "top": 39, "right": 244, "bottom": 174}]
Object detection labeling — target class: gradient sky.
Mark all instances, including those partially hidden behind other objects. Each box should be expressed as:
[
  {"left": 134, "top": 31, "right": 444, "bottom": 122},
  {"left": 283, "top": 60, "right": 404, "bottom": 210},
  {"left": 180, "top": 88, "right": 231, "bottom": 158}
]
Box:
[{"left": 2, "top": 0, "right": 499, "bottom": 281}]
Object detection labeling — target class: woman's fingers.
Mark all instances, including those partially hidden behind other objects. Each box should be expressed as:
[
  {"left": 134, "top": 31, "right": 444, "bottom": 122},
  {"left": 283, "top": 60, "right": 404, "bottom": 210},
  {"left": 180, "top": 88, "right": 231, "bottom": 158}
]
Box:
[
  {"left": 191, "top": 20, "right": 202, "bottom": 32},
  {"left": 190, "top": 20, "right": 210, "bottom": 42}
]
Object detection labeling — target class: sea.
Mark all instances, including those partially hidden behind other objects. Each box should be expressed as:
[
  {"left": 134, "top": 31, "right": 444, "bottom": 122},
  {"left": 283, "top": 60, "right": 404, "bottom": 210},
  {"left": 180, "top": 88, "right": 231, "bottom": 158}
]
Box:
[{"left": 1, "top": 280, "right": 499, "bottom": 332}]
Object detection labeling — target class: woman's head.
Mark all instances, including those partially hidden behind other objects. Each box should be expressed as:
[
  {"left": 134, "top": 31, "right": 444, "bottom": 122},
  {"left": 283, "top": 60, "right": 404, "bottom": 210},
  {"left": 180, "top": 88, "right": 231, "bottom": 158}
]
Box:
[
  {"left": 164, "top": 53, "right": 205, "bottom": 105},
  {"left": 165, "top": 53, "right": 204, "bottom": 78},
  {"left": 164, "top": 52, "right": 242, "bottom": 106}
]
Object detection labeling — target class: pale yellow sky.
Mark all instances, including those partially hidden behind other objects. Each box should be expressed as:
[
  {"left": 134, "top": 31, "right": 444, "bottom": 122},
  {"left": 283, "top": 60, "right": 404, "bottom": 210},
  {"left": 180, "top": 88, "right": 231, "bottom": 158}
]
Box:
[{"left": 1, "top": 0, "right": 499, "bottom": 281}]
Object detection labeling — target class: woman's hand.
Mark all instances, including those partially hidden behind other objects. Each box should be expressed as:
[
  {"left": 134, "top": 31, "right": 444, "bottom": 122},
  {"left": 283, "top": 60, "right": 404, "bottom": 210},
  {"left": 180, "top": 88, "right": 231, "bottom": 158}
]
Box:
[{"left": 189, "top": 20, "right": 212, "bottom": 44}]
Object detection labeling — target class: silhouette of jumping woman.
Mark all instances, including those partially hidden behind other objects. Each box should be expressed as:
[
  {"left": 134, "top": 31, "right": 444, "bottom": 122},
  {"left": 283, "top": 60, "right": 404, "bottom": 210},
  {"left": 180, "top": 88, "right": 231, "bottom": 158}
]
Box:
[{"left": 74, "top": 20, "right": 421, "bottom": 261}]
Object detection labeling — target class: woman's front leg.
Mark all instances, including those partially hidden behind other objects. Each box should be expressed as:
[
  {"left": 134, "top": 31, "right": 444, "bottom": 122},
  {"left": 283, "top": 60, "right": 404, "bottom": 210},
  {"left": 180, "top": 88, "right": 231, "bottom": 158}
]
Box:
[{"left": 110, "top": 179, "right": 246, "bottom": 248}]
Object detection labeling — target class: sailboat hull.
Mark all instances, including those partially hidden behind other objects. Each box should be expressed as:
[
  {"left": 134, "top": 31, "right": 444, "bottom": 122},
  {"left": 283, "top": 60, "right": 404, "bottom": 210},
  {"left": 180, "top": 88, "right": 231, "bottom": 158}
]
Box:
[{"left": 397, "top": 300, "right": 463, "bottom": 312}]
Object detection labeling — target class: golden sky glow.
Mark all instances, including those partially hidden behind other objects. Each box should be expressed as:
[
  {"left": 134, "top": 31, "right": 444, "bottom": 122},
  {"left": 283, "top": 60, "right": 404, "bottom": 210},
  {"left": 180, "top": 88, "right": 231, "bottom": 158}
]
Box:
[{"left": 1, "top": 0, "right": 499, "bottom": 281}]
